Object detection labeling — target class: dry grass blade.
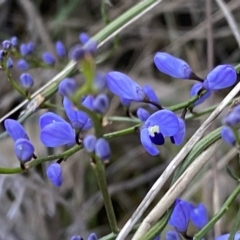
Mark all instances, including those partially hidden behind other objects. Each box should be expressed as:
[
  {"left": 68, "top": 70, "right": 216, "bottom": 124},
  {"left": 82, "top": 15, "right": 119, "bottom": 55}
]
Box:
[
  {"left": 117, "top": 81, "right": 240, "bottom": 240},
  {"left": 215, "top": 0, "right": 240, "bottom": 48},
  {"left": 133, "top": 140, "right": 221, "bottom": 239}
]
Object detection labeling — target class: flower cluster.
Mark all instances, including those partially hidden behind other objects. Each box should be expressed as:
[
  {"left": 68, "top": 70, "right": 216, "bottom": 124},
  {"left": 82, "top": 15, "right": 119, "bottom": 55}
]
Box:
[
  {"left": 221, "top": 105, "right": 240, "bottom": 147},
  {"left": 169, "top": 199, "right": 208, "bottom": 237}
]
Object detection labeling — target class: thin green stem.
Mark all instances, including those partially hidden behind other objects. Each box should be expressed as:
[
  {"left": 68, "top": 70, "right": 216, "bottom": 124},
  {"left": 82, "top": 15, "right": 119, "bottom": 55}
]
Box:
[
  {"left": 229, "top": 203, "right": 240, "bottom": 240},
  {"left": 194, "top": 184, "right": 240, "bottom": 240},
  {"left": 93, "top": 157, "right": 118, "bottom": 233}
]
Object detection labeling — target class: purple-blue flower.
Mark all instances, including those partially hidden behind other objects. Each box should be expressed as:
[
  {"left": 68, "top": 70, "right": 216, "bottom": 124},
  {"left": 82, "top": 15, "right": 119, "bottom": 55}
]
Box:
[
  {"left": 143, "top": 85, "right": 159, "bottom": 106},
  {"left": 95, "top": 138, "right": 111, "bottom": 161},
  {"left": 4, "top": 119, "right": 29, "bottom": 141},
  {"left": 154, "top": 52, "right": 192, "bottom": 79},
  {"left": 71, "top": 236, "right": 83, "bottom": 240},
  {"left": 170, "top": 118, "right": 186, "bottom": 145},
  {"left": 17, "top": 59, "right": 30, "bottom": 71},
  {"left": 63, "top": 97, "right": 92, "bottom": 130},
  {"left": 83, "top": 135, "right": 97, "bottom": 153},
  {"left": 55, "top": 41, "right": 66, "bottom": 57},
  {"left": 140, "top": 110, "right": 179, "bottom": 155},
  {"left": 10, "top": 36, "right": 18, "bottom": 47},
  {"left": 137, "top": 108, "right": 150, "bottom": 122},
  {"left": 0, "top": 50, "right": 4, "bottom": 61},
  {"left": 203, "top": 65, "right": 237, "bottom": 91},
  {"left": 42, "top": 52, "right": 55, "bottom": 65},
  {"left": 6, "top": 58, "right": 13, "bottom": 68},
  {"left": 19, "top": 73, "right": 34, "bottom": 89},
  {"left": 2, "top": 40, "right": 12, "bottom": 50},
  {"left": 46, "top": 163, "right": 63, "bottom": 187},
  {"left": 222, "top": 105, "right": 240, "bottom": 127},
  {"left": 106, "top": 71, "right": 146, "bottom": 102},
  {"left": 39, "top": 112, "right": 75, "bottom": 147},
  {"left": 169, "top": 199, "right": 194, "bottom": 232},
  {"left": 221, "top": 126, "right": 236, "bottom": 146},
  {"left": 93, "top": 94, "right": 109, "bottom": 114},
  {"left": 87, "top": 233, "right": 98, "bottom": 240},
  {"left": 20, "top": 42, "right": 34, "bottom": 56},
  {"left": 190, "top": 203, "right": 208, "bottom": 229},
  {"left": 69, "top": 44, "right": 85, "bottom": 61},
  {"left": 215, "top": 233, "right": 240, "bottom": 240},
  {"left": 58, "top": 78, "right": 77, "bottom": 98},
  {"left": 190, "top": 83, "right": 211, "bottom": 106},
  {"left": 14, "top": 139, "right": 34, "bottom": 162},
  {"left": 166, "top": 231, "right": 180, "bottom": 240},
  {"left": 79, "top": 32, "right": 90, "bottom": 44}
]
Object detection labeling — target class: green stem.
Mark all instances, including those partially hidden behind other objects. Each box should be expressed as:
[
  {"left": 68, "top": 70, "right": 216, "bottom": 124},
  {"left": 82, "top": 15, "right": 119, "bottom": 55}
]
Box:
[
  {"left": 229, "top": 203, "right": 240, "bottom": 240},
  {"left": 93, "top": 157, "right": 119, "bottom": 233},
  {"left": 194, "top": 184, "right": 240, "bottom": 240}
]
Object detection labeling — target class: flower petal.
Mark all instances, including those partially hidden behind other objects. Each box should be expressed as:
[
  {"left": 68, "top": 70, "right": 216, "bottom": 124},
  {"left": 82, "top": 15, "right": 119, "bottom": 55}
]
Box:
[
  {"left": 170, "top": 118, "right": 186, "bottom": 145},
  {"left": 39, "top": 112, "right": 66, "bottom": 130},
  {"left": 143, "top": 85, "right": 159, "bottom": 110},
  {"left": 4, "top": 119, "right": 29, "bottom": 141},
  {"left": 166, "top": 231, "right": 181, "bottom": 240},
  {"left": 137, "top": 108, "right": 150, "bottom": 122},
  {"left": 14, "top": 138, "right": 34, "bottom": 162},
  {"left": 190, "top": 203, "right": 208, "bottom": 229},
  {"left": 145, "top": 110, "right": 179, "bottom": 136},
  {"left": 40, "top": 122, "right": 75, "bottom": 147},
  {"left": 95, "top": 138, "right": 111, "bottom": 161},
  {"left": 106, "top": 71, "right": 145, "bottom": 101},
  {"left": 190, "top": 83, "right": 211, "bottom": 106},
  {"left": 46, "top": 163, "right": 63, "bottom": 187},
  {"left": 221, "top": 126, "right": 236, "bottom": 146},
  {"left": 140, "top": 128, "right": 159, "bottom": 156}
]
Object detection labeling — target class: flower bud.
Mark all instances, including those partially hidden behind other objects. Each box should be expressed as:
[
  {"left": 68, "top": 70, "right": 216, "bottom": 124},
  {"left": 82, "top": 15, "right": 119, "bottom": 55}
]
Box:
[
  {"left": 6, "top": 58, "right": 13, "bottom": 68},
  {"left": 79, "top": 32, "right": 90, "bottom": 44},
  {"left": 69, "top": 45, "right": 85, "bottom": 61},
  {"left": 42, "top": 52, "right": 55, "bottom": 65},
  {"left": 222, "top": 105, "right": 240, "bottom": 127},
  {"left": 221, "top": 126, "right": 236, "bottom": 146},
  {"left": 19, "top": 73, "right": 34, "bottom": 89},
  {"left": 55, "top": 41, "right": 66, "bottom": 57},
  {"left": 154, "top": 52, "right": 192, "bottom": 79},
  {"left": 95, "top": 138, "right": 111, "bottom": 161},
  {"left": 17, "top": 59, "right": 30, "bottom": 71},
  {"left": 71, "top": 236, "right": 83, "bottom": 240},
  {"left": 190, "top": 203, "right": 208, "bottom": 229},
  {"left": 83, "top": 135, "right": 97, "bottom": 153},
  {"left": 58, "top": 78, "right": 77, "bottom": 97},
  {"left": 93, "top": 94, "right": 109, "bottom": 114},
  {"left": 10, "top": 36, "right": 18, "bottom": 47},
  {"left": 14, "top": 138, "right": 34, "bottom": 162},
  {"left": 137, "top": 108, "right": 150, "bottom": 122},
  {"left": 87, "top": 233, "right": 98, "bottom": 240},
  {"left": 46, "top": 163, "right": 63, "bottom": 187}
]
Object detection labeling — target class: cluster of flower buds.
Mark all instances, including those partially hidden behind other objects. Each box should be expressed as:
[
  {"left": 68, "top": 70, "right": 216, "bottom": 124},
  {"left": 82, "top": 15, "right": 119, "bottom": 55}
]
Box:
[
  {"left": 221, "top": 105, "right": 240, "bottom": 147},
  {"left": 168, "top": 199, "right": 208, "bottom": 238},
  {"left": 70, "top": 233, "right": 98, "bottom": 240}
]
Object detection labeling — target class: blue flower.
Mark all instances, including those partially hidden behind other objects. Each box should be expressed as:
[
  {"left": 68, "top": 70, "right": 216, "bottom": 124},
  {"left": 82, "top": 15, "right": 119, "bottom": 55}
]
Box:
[
  {"left": 169, "top": 199, "right": 194, "bottom": 232},
  {"left": 203, "top": 65, "right": 237, "bottom": 91},
  {"left": 10, "top": 36, "right": 18, "bottom": 47},
  {"left": 63, "top": 97, "right": 92, "bottom": 130},
  {"left": 190, "top": 83, "right": 211, "bottom": 106},
  {"left": 87, "top": 233, "right": 98, "bottom": 240},
  {"left": 140, "top": 110, "right": 179, "bottom": 155},
  {"left": 0, "top": 50, "right": 4, "bottom": 61},
  {"left": 71, "top": 236, "right": 83, "bottom": 240},
  {"left": 17, "top": 59, "right": 30, "bottom": 71},
  {"left": 19, "top": 73, "right": 34, "bottom": 89},
  {"left": 14, "top": 139, "right": 34, "bottom": 162},
  {"left": 79, "top": 32, "right": 90, "bottom": 44},
  {"left": 4, "top": 119, "right": 29, "bottom": 141},
  {"left": 39, "top": 112, "right": 75, "bottom": 147},
  {"left": 190, "top": 203, "right": 208, "bottom": 229},
  {"left": 58, "top": 78, "right": 77, "bottom": 98},
  {"left": 95, "top": 138, "right": 111, "bottom": 161},
  {"left": 42, "top": 52, "right": 55, "bottom": 65},
  {"left": 170, "top": 118, "right": 186, "bottom": 145},
  {"left": 6, "top": 58, "right": 13, "bottom": 68},
  {"left": 20, "top": 42, "right": 34, "bottom": 56},
  {"left": 55, "top": 41, "right": 66, "bottom": 57},
  {"left": 215, "top": 233, "right": 240, "bottom": 240},
  {"left": 221, "top": 126, "right": 236, "bottom": 146},
  {"left": 46, "top": 163, "right": 63, "bottom": 187},
  {"left": 69, "top": 44, "right": 85, "bottom": 61},
  {"left": 83, "top": 135, "right": 97, "bottom": 153},
  {"left": 166, "top": 231, "right": 181, "bottom": 240},
  {"left": 222, "top": 105, "right": 240, "bottom": 127},
  {"left": 154, "top": 52, "right": 192, "bottom": 79},
  {"left": 143, "top": 85, "right": 160, "bottom": 109},
  {"left": 137, "top": 108, "right": 150, "bottom": 122},
  {"left": 106, "top": 71, "right": 146, "bottom": 102},
  {"left": 93, "top": 94, "right": 109, "bottom": 114},
  {"left": 2, "top": 40, "right": 12, "bottom": 50}
]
